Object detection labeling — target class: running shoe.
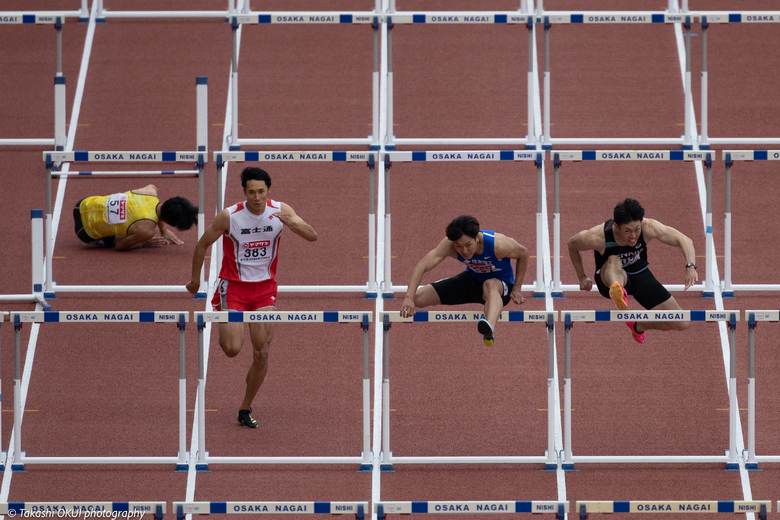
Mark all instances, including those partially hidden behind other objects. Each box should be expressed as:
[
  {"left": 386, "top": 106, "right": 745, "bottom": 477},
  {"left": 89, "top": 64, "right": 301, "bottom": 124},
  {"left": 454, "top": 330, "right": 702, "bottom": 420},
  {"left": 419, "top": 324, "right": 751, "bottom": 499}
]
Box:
[
  {"left": 477, "top": 318, "right": 495, "bottom": 346},
  {"left": 237, "top": 407, "right": 258, "bottom": 428},
  {"left": 609, "top": 281, "right": 628, "bottom": 310},
  {"left": 626, "top": 321, "right": 646, "bottom": 344}
]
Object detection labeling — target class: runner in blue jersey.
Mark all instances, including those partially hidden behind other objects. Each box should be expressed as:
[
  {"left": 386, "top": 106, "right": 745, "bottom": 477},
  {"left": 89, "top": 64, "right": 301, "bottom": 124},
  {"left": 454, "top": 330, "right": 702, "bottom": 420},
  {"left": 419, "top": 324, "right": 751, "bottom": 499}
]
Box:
[
  {"left": 567, "top": 198, "right": 698, "bottom": 344},
  {"left": 400, "top": 215, "right": 529, "bottom": 346}
]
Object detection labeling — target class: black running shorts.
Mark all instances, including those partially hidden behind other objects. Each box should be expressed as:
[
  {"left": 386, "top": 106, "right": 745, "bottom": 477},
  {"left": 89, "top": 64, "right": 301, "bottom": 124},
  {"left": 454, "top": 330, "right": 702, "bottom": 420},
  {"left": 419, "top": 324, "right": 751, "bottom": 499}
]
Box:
[
  {"left": 594, "top": 267, "right": 671, "bottom": 310},
  {"left": 431, "top": 271, "right": 514, "bottom": 306}
]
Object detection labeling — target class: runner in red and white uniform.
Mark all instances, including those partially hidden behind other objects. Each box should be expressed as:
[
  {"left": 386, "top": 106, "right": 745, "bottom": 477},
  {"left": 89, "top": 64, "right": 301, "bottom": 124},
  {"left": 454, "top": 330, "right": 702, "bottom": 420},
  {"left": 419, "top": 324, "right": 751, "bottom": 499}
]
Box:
[{"left": 187, "top": 167, "right": 318, "bottom": 428}]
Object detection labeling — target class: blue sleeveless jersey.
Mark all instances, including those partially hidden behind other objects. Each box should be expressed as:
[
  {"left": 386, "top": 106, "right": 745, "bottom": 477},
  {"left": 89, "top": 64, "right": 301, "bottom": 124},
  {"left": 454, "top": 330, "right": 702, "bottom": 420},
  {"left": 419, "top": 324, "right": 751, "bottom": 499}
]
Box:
[{"left": 457, "top": 230, "right": 515, "bottom": 284}]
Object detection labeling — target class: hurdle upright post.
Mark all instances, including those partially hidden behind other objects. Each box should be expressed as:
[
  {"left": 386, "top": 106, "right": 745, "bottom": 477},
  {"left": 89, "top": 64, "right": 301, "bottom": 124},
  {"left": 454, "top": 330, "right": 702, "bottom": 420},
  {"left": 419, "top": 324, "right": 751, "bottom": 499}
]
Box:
[
  {"left": 526, "top": 17, "right": 535, "bottom": 148},
  {"left": 562, "top": 313, "right": 572, "bottom": 470},
  {"left": 372, "top": 16, "right": 380, "bottom": 149},
  {"left": 196, "top": 77, "right": 208, "bottom": 244},
  {"left": 0, "top": 315, "right": 3, "bottom": 470},
  {"left": 542, "top": 16, "right": 551, "bottom": 149},
  {"left": 704, "top": 154, "right": 714, "bottom": 297},
  {"left": 177, "top": 313, "right": 188, "bottom": 471},
  {"left": 31, "top": 210, "right": 45, "bottom": 304},
  {"left": 230, "top": 16, "right": 240, "bottom": 150},
  {"left": 552, "top": 153, "right": 561, "bottom": 296},
  {"left": 545, "top": 313, "right": 557, "bottom": 469},
  {"left": 368, "top": 155, "right": 377, "bottom": 297},
  {"left": 386, "top": 16, "right": 395, "bottom": 148},
  {"left": 723, "top": 153, "right": 733, "bottom": 297},
  {"left": 44, "top": 154, "right": 54, "bottom": 294},
  {"left": 534, "top": 153, "right": 544, "bottom": 297},
  {"left": 700, "top": 16, "right": 709, "bottom": 148},
  {"left": 54, "top": 17, "right": 66, "bottom": 151},
  {"left": 727, "top": 312, "right": 738, "bottom": 470},
  {"left": 381, "top": 313, "right": 391, "bottom": 469},
  {"left": 746, "top": 312, "right": 757, "bottom": 469},
  {"left": 383, "top": 155, "right": 393, "bottom": 297},
  {"left": 683, "top": 16, "right": 693, "bottom": 149},
  {"left": 12, "top": 314, "right": 22, "bottom": 471},
  {"left": 196, "top": 313, "right": 207, "bottom": 471},
  {"left": 361, "top": 314, "right": 371, "bottom": 469}
]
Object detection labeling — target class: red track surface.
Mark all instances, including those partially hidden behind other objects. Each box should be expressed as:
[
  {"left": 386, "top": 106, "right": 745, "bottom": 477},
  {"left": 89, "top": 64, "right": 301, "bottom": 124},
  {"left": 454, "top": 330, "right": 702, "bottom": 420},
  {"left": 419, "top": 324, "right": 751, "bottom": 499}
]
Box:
[{"left": 2, "top": 0, "right": 780, "bottom": 518}]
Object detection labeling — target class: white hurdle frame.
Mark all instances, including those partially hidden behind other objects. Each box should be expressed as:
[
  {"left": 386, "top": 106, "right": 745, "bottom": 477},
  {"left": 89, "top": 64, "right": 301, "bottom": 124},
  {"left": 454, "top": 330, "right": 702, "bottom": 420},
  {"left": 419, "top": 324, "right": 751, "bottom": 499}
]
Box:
[
  {"left": 375, "top": 501, "right": 570, "bottom": 518},
  {"left": 42, "top": 150, "right": 207, "bottom": 298},
  {"left": 0, "top": 210, "right": 45, "bottom": 304},
  {"left": 194, "top": 311, "right": 373, "bottom": 470},
  {"left": 383, "top": 150, "right": 546, "bottom": 298},
  {"left": 10, "top": 311, "right": 189, "bottom": 471},
  {"left": 0, "top": 14, "right": 66, "bottom": 149},
  {"left": 574, "top": 500, "right": 770, "bottom": 517},
  {"left": 173, "top": 501, "right": 368, "bottom": 518},
  {"left": 560, "top": 310, "right": 739, "bottom": 469},
  {"left": 744, "top": 311, "right": 780, "bottom": 469},
  {"left": 214, "top": 151, "right": 379, "bottom": 296},
  {"left": 379, "top": 310, "right": 559, "bottom": 470},
  {"left": 227, "top": 12, "right": 380, "bottom": 150},
  {"left": 720, "top": 151, "right": 780, "bottom": 296},
  {"left": 551, "top": 150, "right": 716, "bottom": 296}
]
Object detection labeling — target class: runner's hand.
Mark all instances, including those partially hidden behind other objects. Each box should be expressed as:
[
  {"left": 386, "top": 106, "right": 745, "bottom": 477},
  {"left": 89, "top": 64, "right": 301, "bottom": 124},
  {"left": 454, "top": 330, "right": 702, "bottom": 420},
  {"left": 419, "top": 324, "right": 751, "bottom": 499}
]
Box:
[
  {"left": 510, "top": 287, "right": 525, "bottom": 305},
  {"left": 400, "top": 296, "right": 416, "bottom": 318},
  {"left": 579, "top": 276, "right": 593, "bottom": 292}
]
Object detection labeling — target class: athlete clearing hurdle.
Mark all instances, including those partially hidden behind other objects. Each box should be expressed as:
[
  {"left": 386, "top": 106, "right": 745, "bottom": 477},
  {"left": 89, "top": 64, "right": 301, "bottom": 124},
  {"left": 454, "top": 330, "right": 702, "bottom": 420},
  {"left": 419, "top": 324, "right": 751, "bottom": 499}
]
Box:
[
  {"left": 186, "top": 167, "right": 318, "bottom": 428},
  {"left": 74, "top": 184, "right": 198, "bottom": 250},
  {"left": 400, "top": 215, "right": 529, "bottom": 346},
  {"left": 567, "top": 198, "right": 698, "bottom": 344}
]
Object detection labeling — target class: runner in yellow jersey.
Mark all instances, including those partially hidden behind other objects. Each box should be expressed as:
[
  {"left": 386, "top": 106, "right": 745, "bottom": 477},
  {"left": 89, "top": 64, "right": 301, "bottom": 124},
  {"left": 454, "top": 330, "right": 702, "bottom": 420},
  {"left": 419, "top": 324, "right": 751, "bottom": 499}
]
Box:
[{"left": 74, "top": 184, "right": 198, "bottom": 251}]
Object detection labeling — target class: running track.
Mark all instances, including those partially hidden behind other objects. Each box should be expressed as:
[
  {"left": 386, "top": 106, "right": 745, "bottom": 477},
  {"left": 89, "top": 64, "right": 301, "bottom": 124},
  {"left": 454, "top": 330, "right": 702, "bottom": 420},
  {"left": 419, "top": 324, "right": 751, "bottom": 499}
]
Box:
[{"left": 1, "top": 0, "right": 780, "bottom": 519}]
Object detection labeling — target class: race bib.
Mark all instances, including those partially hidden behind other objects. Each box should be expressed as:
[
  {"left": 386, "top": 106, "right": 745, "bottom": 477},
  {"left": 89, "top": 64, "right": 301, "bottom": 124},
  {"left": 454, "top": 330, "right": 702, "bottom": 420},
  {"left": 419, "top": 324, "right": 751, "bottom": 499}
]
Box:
[
  {"left": 105, "top": 193, "right": 128, "bottom": 224},
  {"left": 239, "top": 240, "right": 271, "bottom": 263}
]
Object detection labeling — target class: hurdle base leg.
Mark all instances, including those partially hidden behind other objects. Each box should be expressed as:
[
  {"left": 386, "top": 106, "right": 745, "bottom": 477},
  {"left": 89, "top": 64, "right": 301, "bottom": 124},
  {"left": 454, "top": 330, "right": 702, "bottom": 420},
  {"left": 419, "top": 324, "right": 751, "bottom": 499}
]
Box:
[
  {"left": 702, "top": 291, "right": 715, "bottom": 299},
  {"left": 533, "top": 292, "right": 546, "bottom": 299},
  {"left": 722, "top": 290, "right": 735, "bottom": 299},
  {"left": 380, "top": 451, "right": 394, "bottom": 472},
  {"left": 745, "top": 463, "right": 761, "bottom": 471},
  {"left": 551, "top": 292, "right": 564, "bottom": 299},
  {"left": 382, "top": 293, "right": 396, "bottom": 300},
  {"left": 176, "top": 505, "right": 184, "bottom": 520},
  {"left": 358, "top": 451, "right": 372, "bottom": 472},
  {"left": 175, "top": 451, "right": 190, "bottom": 472}
]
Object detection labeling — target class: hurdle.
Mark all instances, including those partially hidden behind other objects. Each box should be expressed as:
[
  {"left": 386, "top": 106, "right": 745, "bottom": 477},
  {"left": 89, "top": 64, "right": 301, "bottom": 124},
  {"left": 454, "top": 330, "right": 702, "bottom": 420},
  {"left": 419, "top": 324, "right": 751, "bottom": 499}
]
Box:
[
  {"left": 42, "top": 150, "right": 207, "bottom": 298},
  {"left": 1, "top": 502, "right": 166, "bottom": 519},
  {"left": 386, "top": 11, "right": 540, "bottom": 149},
  {"left": 551, "top": 150, "right": 716, "bottom": 296},
  {"left": 575, "top": 500, "right": 770, "bottom": 518},
  {"left": 214, "top": 151, "right": 379, "bottom": 296},
  {"left": 10, "top": 311, "right": 189, "bottom": 471},
  {"left": 173, "top": 501, "right": 368, "bottom": 519},
  {"left": 0, "top": 14, "right": 67, "bottom": 150},
  {"left": 0, "top": 210, "right": 45, "bottom": 304},
  {"left": 226, "top": 11, "right": 380, "bottom": 150},
  {"left": 194, "top": 311, "right": 372, "bottom": 470},
  {"left": 743, "top": 311, "right": 780, "bottom": 469},
  {"left": 379, "top": 310, "right": 558, "bottom": 470},
  {"left": 560, "top": 310, "right": 739, "bottom": 469},
  {"left": 375, "top": 501, "right": 569, "bottom": 518},
  {"left": 719, "top": 151, "right": 780, "bottom": 297},
  {"left": 383, "top": 150, "right": 547, "bottom": 298}
]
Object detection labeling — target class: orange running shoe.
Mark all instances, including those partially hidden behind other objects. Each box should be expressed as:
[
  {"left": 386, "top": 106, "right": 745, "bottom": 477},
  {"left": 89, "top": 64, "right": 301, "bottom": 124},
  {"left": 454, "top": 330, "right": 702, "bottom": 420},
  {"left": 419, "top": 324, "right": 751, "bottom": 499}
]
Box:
[
  {"left": 609, "top": 281, "right": 628, "bottom": 310},
  {"left": 626, "top": 321, "right": 646, "bottom": 344}
]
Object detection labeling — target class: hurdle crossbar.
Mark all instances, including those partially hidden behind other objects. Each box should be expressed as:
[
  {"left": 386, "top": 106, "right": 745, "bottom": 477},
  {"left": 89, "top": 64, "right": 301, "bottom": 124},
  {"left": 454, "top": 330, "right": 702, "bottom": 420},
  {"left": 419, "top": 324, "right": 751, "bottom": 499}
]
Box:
[
  {"left": 744, "top": 311, "right": 780, "bottom": 468},
  {"left": 383, "top": 151, "right": 546, "bottom": 297},
  {"left": 174, "top": 501, "right": 368, "bottom": 517},
  {"left": 379, "top": 311, "right": 558, "bottom": 469},
  {"left": 194, "top": 311, "right": 372, "bottom": 470},
  {"left": 552, "top": 151, "right": 716, "bottom": 296},
  {"left": 575, "top": 500, "right": 770, "bottom": 515},
  {"left": 1, "top": 503, "right": 166, "bottom": 518},
  {"left": 215, "top": 151, "right": 378, "bottom": 296},
  {"left": 561, "top": 311, "right": 739, "bottom": 468},
  {"left": 42, "top": 150, "right": 207, "bottom": 298},
  {"left": 11, "top": 311, "right": 189, "bottom": 471},
  {"left": 375, "top": 501, "right": 569, "bottom": 517}
]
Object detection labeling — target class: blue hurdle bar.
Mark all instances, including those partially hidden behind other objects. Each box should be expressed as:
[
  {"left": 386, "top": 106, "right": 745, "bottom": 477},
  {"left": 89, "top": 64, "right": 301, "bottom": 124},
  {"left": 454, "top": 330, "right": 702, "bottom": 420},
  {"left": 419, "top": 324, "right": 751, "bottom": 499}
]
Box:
[
  {"left": 11, "top": 312, "right": 189, "bottom": 471},
  {"left": 744, "top": 311, "right": 780, "bottom": 468},
  {"left": 575, "top": 500, "right": 770, "bottom": 516},
  {"left": 561, "top": 311, "right": 739, "bottom": 469},
  {"left": 375, "top": 501, "right": 569, "bottom": 517},
  {"left": 173, "top": 501, "right": 367, "bottom": 518},
  {"left": 379, "top": 311, "right": 558, "bottom": 470},
  {"left": 1, "top": 502, "right": 166, "bottom": 519},
  {"left": 194, "top": 311, "right": 372, "bottom": 471},
  {"left": 552, "top": 151, "right": 716, "bottom": 296}
]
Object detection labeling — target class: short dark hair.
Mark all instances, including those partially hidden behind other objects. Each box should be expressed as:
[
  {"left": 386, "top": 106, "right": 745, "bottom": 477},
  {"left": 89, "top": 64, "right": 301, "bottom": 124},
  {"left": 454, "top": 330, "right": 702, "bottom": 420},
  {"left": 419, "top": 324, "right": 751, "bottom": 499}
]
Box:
[
  {"left": 160, "top": 197, "right": 198, "bottom": 231},
  {"left": 613, "top": 198, "right": 645, "bottom": 226},
  {"left": 446, "top": 215, "right": 480, "bottom": 241},
  {"left": 241, "top": 167, "right": 272, "bottom": 189}
]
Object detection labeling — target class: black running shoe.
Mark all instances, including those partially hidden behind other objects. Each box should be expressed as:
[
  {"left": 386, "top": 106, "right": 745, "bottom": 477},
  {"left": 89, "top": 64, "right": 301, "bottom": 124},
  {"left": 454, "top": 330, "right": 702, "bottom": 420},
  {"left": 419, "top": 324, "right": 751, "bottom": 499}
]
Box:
[
  {"left": 237, "top": 407, "right": 258, "bottom": 428},
  {"left": 477, "top": 319, "right": 495, "bottom": 346}
]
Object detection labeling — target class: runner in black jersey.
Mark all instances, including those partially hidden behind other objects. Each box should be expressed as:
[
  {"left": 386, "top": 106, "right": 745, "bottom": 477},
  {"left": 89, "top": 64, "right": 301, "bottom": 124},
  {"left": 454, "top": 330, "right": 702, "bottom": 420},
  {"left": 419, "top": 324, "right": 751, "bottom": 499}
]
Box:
[{"left": 567, "top": 198, "right": 698, "bottom": 344}]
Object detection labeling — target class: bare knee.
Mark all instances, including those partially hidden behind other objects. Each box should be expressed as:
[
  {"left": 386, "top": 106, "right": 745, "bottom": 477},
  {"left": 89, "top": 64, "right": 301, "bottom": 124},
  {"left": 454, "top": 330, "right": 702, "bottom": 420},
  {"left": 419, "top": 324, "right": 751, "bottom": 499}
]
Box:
[
  {"left": 221, "top": 341, "right": 242, "bottom": 358},
  {"left": 672, "top": 321, "right": 690, "bottom": 331},
  {"left": 252, "top": 344, "right": 270, "bottom": 367}
]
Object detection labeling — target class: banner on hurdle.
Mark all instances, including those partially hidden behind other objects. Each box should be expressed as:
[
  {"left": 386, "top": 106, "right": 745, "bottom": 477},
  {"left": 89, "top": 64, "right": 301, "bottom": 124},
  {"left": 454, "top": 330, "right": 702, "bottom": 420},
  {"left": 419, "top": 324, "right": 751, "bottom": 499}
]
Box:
[
  {"left": 376, "top": 501, "right": 569, "bottom": 515},
  {"left": 174, "top": 501, "right": 368, "bottom": 516},
  {"left": 390, "top": 13, "right": 536, "bottom": 24},
  {"left": 46, "top": 151, "right": 207, "bottom": 163},
  {"left": 554, "top": 150, "right": 714, "bottom": 161},
  {"left": 216, "top": 151, "right": 375, "bottom": 163},
  {"left": 194, "top": 311, "right": 372, "bottom": 470},
  {"left": 722, "top": 150, "right": 780, "bottom": 161},
  {"left": 1, "top": 502, "right": 166, "bottom": 518},
  {"left": 384, "top": 150, "right": 543, "bottom": 162},
  {"left": 236, "top": 13, "right": 377, "bottom": 24},
  {"left": 11, "top": 312, "right": 189, "bottom": 471},
  {"left": 544, "top": 13, "right": 693, "bottom": 24},
  {"left": 0, "top": 14, "right": 64, "bottom": 24},
  {"left": 381, "top": 310, "right": 556, "bottom": 323},
  {"left": 565, "top": 310, "right": 738, "bottom": 323},
  {"left": 575, "top": 500, "right": 770, "bottom": 514},
  {"left": 704, "top": 13, "right": 780, "bottom": 23}
]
